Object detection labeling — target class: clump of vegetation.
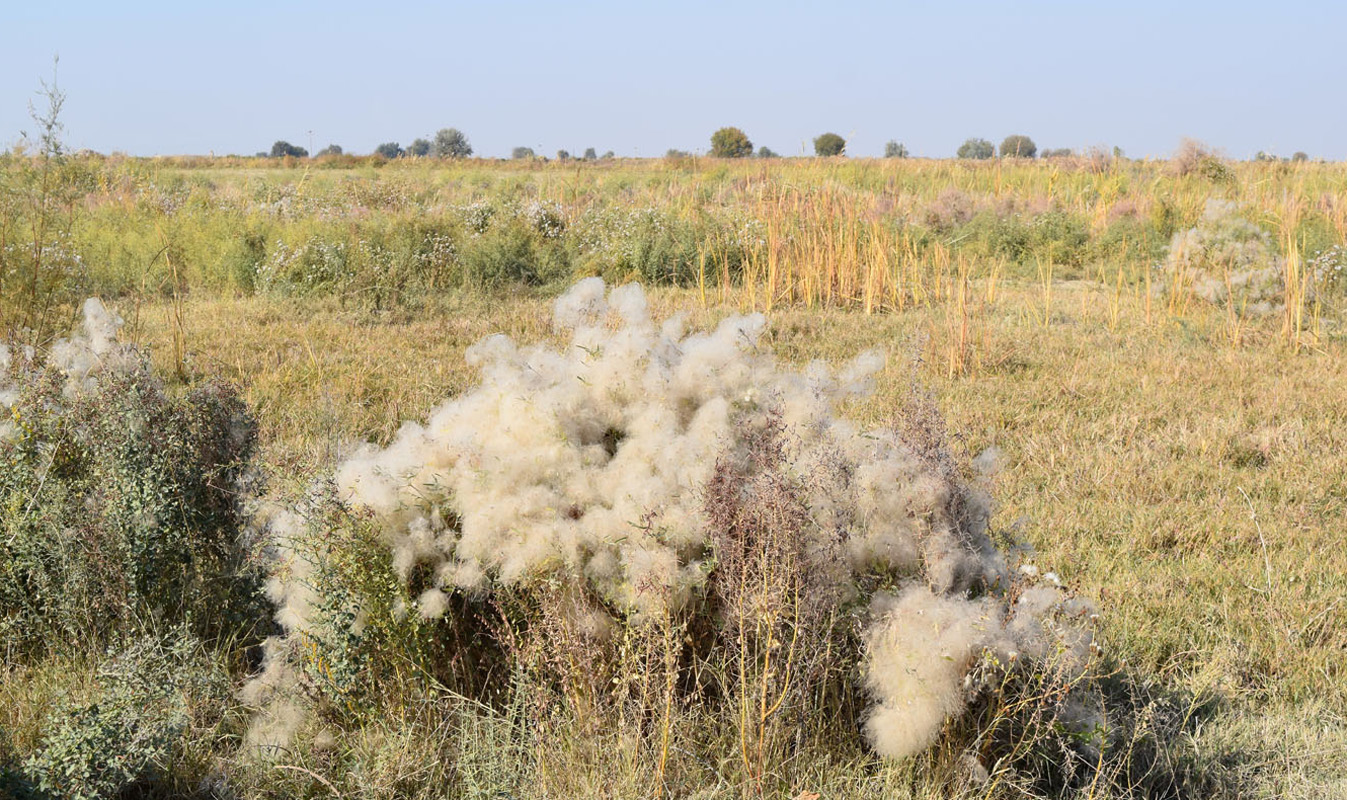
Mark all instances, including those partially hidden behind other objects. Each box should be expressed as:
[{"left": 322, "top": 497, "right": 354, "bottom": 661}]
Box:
[
  {"left": 246, "top": 279, "right": 1104, "bottom": 792},
  {"left": 884, "top": 140, "right": 909, "bottom": 158},
  {"left": 710, "top": 126, "right": 753, "bottom": 158},
  {"left": 958, "top": 138, "right": 995, "bottom": 159},
  {"left": 814, "top": 132, "right": 846, "bottom": 156},
  {"left": 6, "top": 631, "right": 231, "bottom": 800},
  {"left": 1171, "top": 138, "right": 1230, "bottom": 180},
  {"left": 1160, "top": 199, "right": 1285, "bottom": 313},
  {"left": 268, "top": 141, "right": 308, "bottom": 158},
  {"left": 432, "top": 128, "right": 472, "bottom": 159},
  {"left": 999, "top": 134, "right": 1036, "bottom": 158},
  {"left": 0, "top": 299, "right": 264, "bottom": 658}
]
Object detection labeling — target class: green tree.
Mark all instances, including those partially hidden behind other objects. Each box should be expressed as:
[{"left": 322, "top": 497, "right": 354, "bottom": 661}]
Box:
[
  {"left": 957, "top": 137, "right": 995, "bottom": 159},
  {"left": 269, "top": 140, "right": 308, "bottom": 158},
  {"left": 1292, "top": 151, "right": 1309, "bottom": 162},
  {"left": 512, "top": 146, "right": 536, "bottom": 160},
  {"left": 813, "top": 132, "right": 846, "bottom": 156},
  {"left": 315, "top": 144, "right": 343, "bottom": 157},
  {"left": 757, "top": 146, "right": 778, "bottom": 158},
  {"left": 999, "top": 134, "right": 1037, "bottom": 158},
  {"left": 710, "top": 126, "right": 753, "bottom": 158},
  {"left": 407, "top": 138, "right": 432, "bottom": 157},
  {"left": 432, "top": 128, "right": 472, "bottom": 158},
  {"left": 884, "top": 141, "right": 909, "bottom": 158},
  {"left": 374, "top": 142, "right": 403, "bottom": 159},
  {"left": 583, "top": 147, "right": 598, "bottom": 160}
]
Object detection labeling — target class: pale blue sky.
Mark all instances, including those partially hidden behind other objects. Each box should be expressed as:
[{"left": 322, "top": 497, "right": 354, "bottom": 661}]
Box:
[{"left": 2, "top": 1, "right": 1342, "bottom": 159}]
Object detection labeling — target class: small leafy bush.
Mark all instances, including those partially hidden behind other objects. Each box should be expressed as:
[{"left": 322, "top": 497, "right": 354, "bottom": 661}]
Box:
[
  {"left": 0, "top": 302, "right": 264, "bottom": 658},
  {"left": 710, "top": 127, "right": 753, "bottom": 158},
  {"left": 813, "top": 132, "right": 846, "bottom": 156},
  {"left": 14, "top": 631, "right": 230, "bottom": 800},
  {"left": 957, "top": 138, "right": 995, "bottom": 159}
]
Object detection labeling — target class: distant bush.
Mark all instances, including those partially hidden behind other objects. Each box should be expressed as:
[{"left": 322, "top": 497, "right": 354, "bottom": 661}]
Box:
[
  {"left": 1292, "top": 151, "right": 1309, "bottom": 162},
  {"left": 1042, "top": 147, "right": 1074, "bottom": 158},
  {"left": 957, "top": 137, "right": 995, "bottom": 159},
  {"left": 407, "top": 138, "right": 432, "bottom": 158},
  {"left": 710, "top": 126, "right": 753, "bottom": 158},
  {"left": 601, "top": 150, "right": 615, "bottom": 159},
  {"left": 1170, "top": 138, "right": 1230, "bottom": 180},
  {"left": 374, "top": 142, "right": 404, "bottom": 159},
  {"left": 511, "top": 146, "right": 536, "bottom": 160},
  {"left": 315, "top": 144, "right": 343, "bottom": 157},
  {"left": 756, "top": 145, "right": 778, "bottom": 158},
  {"left": 433, "top": 128, "right": 472, "bottom": 159},
  {"left": 556, "top": 149, "right": 571, "bottom": 161},
  {"left": 268, "top": 141, "right": 307, "bottom": 158},
  {"left": 1000, "top": 134, "right": 1037, "bottom": 158},
  {"left": 813, "top": 132, "right": 846, "bottom": 156},
  {"left": 884, "top": 141, "right": 909, "bottom": 158},
  {"left": 583, "top": 147, "right": 598, "bottom": 160},
  {"left": 664, "top": 148, "right": 691, "bottom": 159}
]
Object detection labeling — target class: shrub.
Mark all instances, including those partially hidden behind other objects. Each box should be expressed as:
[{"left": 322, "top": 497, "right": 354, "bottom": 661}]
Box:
[
  {"left": 511, "top": 146, "right": 535, "bottom": 160},
  {"left": 315, "top": 144, "right": 343, "bottom": 157},
  {"left": 268, "top": 141, "right": 308, "bottom": 158},
  {"left": 1042, "top": 147, "right": 1074, "bottom": 158},
  {"left": 1000, "top": 134, "right": 1037, "bottom": 158},
  {"left": 813, "top": 132, "right": 846, "bottom": 156},
  {"left": 884, "top": 140, "right": 909, "bottom": 158},
  {"left": 1160, "top": 200, "right": 1285, "bottom": 313},
  {"left": 710, "top": 127, "right": 753, "bottom": 158},
  {"left": 0, "top": 300, "right": 263, "bottom": 658},
  {"left": 1291, "top": 151, "right": 1309, "bottom": 162},
  {"left": 583, "top": 147, "right": 597, "bottom": 160},
  {"left": 432, "top": 128, "right": 472, "bottom": 159},
  {"left": 756, "top": 145, "right": 778, "bottom": 158},
  {"left": 556, "top": 149, "right": 570, "bottom": 161},
  {"left": 1170, "top": 138, "right": 1230, "bottom": 179},
  {"left": 374, "top": 142, "right": 404, "bottom": 159},
  {"left": 957, "top": 138, "right": 995, "bottom": 159},
  {"left": 406, "top": 138, "right": 432, "bottom": 158},
  {"left": 14, "top": 631, "right": 230, "bottom": 800},
  {"left": 245, "top": 279, "right": 1103, "bottom": 785}
]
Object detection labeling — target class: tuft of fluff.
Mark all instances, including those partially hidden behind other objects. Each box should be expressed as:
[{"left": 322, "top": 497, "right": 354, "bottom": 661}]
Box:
[
  {"left": 252, "top": 279, "right": 1097, "bottom": 759},
  {"left": 1161, "top": 200, "right": 1287, "bottom": 314}
]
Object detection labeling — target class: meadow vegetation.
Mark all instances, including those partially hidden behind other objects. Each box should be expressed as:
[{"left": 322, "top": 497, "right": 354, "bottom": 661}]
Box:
[{"left": 1, "top": 151, "right": 1345, "bottom": 798}]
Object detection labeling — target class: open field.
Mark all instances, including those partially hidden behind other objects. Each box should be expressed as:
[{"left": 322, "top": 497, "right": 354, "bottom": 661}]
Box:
[{"left": 3, "top": 157, "right": 1346, "bottom": 798}]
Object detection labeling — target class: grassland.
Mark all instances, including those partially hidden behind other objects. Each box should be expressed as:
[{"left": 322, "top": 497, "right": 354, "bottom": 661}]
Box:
[{"left": 2, "top": 154, "right": 1346, "bottom": 798}]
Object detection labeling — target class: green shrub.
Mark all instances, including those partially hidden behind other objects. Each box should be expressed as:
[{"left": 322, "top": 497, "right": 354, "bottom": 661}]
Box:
[
  {"left": 0, "top": 320, "right": 263, "bottom": 658},
  {"left": 957, "top": 137, "right": 995, "bottom": 159},
  {"left": 883, "top": 140, "right": 909, "bottom": 158},
  {"left": 710, "top": 127, "right": 753, "bottom": 158},
  {"left": 14, "top": 632, "right": 230, "bottom": 800},
  {"left": 1000, "top": 134, "right": 1037, "bottom": 158},
  {"left": 813, "top": 132, "right": 846, "bottom": 156}
]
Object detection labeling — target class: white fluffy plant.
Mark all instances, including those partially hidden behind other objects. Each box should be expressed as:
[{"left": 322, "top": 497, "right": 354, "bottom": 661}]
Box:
[{"left": 249, "top": 278, "right": 1101, "bottom": 769}]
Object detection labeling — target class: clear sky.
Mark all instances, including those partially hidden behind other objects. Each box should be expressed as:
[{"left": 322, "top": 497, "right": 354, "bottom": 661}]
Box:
[{"left": 2, "top": 1, "right": 1342, "bottom": 160}]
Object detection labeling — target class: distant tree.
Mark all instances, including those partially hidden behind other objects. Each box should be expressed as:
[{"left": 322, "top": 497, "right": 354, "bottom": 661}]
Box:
[
  {"left": 407, "top": 138, "right": 432, "bottom": 157},
  {"left": 999, "top": 134, "right": 1037, "bottom": 158},
  {"left": 957, "top": 138, "right": 995, "bottom": 159},
  {"left": 374, "top": 142, "right": 404, "bottom": 159},
  {"left": 884, "top": 140, "right": 909, "bottom": 158},
  {"left": 1041, "top": 148, "right": 1074, "bottom": 158},
  {"left": 254, "top": 151, "right": 268, "bottom": 158},
  {"left": 814, "top": 132, "right": 846, "bottom": 157},
  {"left": 665, "top": 148, "right": 691, "bottom": 158},
  {"left": 601, "top": 150, "right": 615, "bottom": 159},
  {"left": 269, "top": 140, "right": 308, "bottom": 158},
  {"left": 583, "top": 147, "right": 598, "bottom": 160},
  {"left": 315, "top": 144, "right": 343, "bottom": 157},
  {"left": 756, "top": 146, "right": 778, "bottom": 158},
  {"left": 1292, "top": 151, "right": 1309, "bottom": 162},
  {"left": 512, "top": 146, "right": 536, "bottom": 160},
  {"left": 1112, "top": 145, "right": 1125, "bottom": 159},
  {"left": 557, "top": 149, "right": 571, "bottom": 161},
  {"left": 710, "top": 126, "right": 753, "bottom": 158},
  {"left": 432, "top": 128, "right": 472, "bottom": 158}
]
